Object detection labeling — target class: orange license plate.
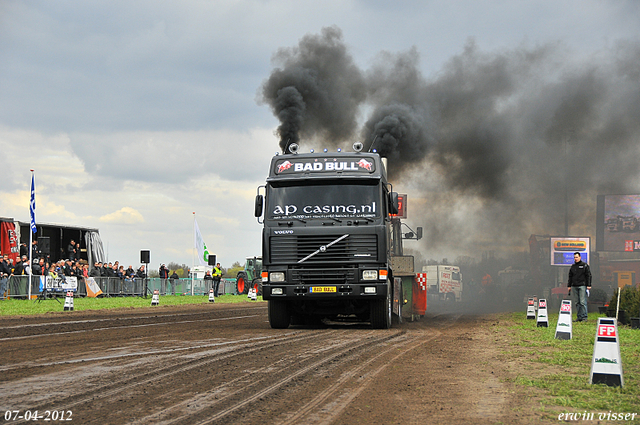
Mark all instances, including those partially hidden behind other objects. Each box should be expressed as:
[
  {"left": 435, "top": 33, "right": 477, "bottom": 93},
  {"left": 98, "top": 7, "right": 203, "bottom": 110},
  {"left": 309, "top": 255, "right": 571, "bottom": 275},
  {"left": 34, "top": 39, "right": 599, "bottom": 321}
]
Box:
[{"left": 310, "top": 286, "right": 336, "bottom": 293}]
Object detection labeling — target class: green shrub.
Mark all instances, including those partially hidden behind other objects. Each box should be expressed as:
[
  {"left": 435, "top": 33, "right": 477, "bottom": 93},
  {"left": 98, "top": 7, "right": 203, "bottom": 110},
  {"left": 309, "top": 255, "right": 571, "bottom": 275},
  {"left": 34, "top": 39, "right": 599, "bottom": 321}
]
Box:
[{"left": 608, "top": 285, "right": 640, "bottom": 320}]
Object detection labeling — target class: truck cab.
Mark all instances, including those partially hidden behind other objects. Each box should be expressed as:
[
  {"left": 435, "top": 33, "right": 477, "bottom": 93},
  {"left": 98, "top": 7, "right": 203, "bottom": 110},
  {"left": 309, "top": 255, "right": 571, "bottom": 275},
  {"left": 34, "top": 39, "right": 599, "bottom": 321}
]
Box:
[{"left": 254, "top": 145, "right": 398, "bottom": 329}]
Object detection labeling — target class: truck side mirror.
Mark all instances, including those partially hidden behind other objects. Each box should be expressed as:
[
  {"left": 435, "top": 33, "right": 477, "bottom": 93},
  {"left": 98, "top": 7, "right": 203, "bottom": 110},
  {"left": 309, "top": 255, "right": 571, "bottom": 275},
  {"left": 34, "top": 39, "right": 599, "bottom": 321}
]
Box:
[
  {"left": 390, "top": 192, "right": 399, "bottom": 215},
  {"left": 254, "top": 195, "right": 264, "bottom": 217},
  {"left": 417, "top": 227, "right": 423, "bottom": 240}
]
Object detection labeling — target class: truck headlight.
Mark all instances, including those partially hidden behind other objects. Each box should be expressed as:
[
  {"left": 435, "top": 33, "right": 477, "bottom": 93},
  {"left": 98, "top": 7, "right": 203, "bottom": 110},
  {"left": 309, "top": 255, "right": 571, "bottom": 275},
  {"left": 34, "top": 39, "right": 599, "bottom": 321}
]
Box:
[
  {"left": 362, "top": 270, "right": 378, "bottom": 280},
  {"left": 272, "top": 287, "right": 284, "bottom": 295},
  {"left": 270, "top": 272, "right": 285, "bottom": 282}
]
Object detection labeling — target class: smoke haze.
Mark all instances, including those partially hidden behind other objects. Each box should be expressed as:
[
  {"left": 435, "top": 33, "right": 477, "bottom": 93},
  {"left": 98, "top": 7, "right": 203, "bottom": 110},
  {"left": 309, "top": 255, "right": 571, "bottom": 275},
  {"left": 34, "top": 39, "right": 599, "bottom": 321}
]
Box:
[{"left": 260, "top": 27, "right": 640, "bottom": 257}]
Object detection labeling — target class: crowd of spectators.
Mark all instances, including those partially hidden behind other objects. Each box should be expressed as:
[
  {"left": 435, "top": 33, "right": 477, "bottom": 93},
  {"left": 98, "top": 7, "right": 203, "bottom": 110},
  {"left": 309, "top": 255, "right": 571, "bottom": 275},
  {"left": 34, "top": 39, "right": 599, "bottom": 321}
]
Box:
[{"left": 1, "top": 239, "right": 191, "bottom": 299}]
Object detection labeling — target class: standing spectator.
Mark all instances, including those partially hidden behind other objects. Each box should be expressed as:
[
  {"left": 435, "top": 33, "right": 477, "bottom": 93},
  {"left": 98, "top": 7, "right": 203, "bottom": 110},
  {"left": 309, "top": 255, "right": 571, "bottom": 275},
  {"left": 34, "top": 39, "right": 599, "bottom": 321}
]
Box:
[
  {"left": 64, "top": 260, "right": 74, "bottom": 276},
  {"left": 19, "top": 243, "right": 28, "bottom": 258},
  {"left": 31, "top": 258, "right": 43, "bottom": 276},
  {"left": 22, "top": 256, "right": 31, "bottom": 276},
  {"left": 67, "top": 240, "right": 77, "bottom": 261},
  {"left": 568, "top": 252, "right": 592, "bottom": 322},
  {"left": 213, "top": 263, "right": 223, "bottom": 297},
  {"left": 159, "top": 264, "right": 169, "bottom": 294},
  {"left": 169, "top": 270, "right": 179, "bottom": 295},
  {"left": 13, "top": 256, "right": 25, "bottom": 276},
  {"left": 204, "top": 270, "right": 213, "bottom": 292},
  {"left": 90, "top": 262, "right": 101, "bottom": 277},
  {"left": 31, "top": 240, "right": 39, "bottom": 259},
  {"left": 48, "top": 265, "right": 58, "bottom": 279},
  {"left": 125, "top": 265, "right": 135, "bottom": 278},
  {"left": 136, "top": 265, "right": 146, "bottom": 278},
  {"left": 0, "top": 254, "right": 11, "bottom": 299}
]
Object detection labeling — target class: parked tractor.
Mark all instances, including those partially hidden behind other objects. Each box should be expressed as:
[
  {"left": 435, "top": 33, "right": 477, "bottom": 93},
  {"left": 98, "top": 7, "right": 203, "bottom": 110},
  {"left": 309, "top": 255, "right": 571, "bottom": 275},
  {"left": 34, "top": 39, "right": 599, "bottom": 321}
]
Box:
[{"left": 236, "top": 256, "right": 263, "bottom": 295}]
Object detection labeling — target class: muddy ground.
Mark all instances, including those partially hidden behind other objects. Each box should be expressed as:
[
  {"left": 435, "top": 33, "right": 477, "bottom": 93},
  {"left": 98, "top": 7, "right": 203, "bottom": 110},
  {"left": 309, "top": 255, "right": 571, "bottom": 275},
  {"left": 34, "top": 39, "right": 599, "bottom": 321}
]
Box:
[{"left": 0, "top": 302, "right": 546, "bottom": 424}]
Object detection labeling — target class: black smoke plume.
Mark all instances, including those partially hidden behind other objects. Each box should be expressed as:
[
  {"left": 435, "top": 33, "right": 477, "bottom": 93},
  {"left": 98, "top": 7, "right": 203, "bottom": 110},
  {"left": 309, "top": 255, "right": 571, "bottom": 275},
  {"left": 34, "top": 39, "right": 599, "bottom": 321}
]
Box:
[
  {"left": 260, "top": 26, "right": 366, "bottom": 153},
  {"left": 260, "top": 29, "right": 640, "bottom": 257}
]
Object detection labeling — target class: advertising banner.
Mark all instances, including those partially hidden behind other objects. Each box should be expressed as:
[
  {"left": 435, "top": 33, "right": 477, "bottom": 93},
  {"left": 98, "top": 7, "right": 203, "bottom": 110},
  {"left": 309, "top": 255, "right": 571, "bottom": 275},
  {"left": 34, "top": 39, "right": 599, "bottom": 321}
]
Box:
[
  {"left": 596, "top": 194, "right": 640, "bottom": 252},
  {"left": 0, "top": 221, "right": 20, "bottom": 263},
  {"left": 550, "top": 237, "right": 590, "bottom": 266},
  {"left": 39, "top": 276, "right": 78, "bottom": 292}
]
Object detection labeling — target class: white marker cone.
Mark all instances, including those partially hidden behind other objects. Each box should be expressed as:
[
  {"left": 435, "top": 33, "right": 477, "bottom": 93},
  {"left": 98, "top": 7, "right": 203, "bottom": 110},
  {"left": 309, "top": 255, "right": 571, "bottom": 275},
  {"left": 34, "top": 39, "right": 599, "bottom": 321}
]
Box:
[
  {"left": 536, "top": 299, "right": 549, "bottom": 327},
  {"left": 63, "top": 291, "right": 74, "bottom": 311},
  {"left": 555, "top": 300, "right": 573, "bottom": 340},
  {"left": 590, "top": 317, "right": 624, "bottom": 387}
]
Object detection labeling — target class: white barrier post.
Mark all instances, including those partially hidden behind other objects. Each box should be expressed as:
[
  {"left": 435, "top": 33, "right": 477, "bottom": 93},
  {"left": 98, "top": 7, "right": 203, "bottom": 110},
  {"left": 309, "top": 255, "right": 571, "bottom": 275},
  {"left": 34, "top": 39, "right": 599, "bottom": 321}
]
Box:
[
  {"left": 209, "top": 288, "right": 215, "bottom": 303},
  {"left": 526, "top": 297, "right": 536, "bottom": 320},
  {"left": 555, "top": 300, "right": 572, "bottom": 340},
  {"left": 151, "top": 289, "right": 160, "bottom": 306},
  {"left": 63, "top": 291, "right": 74, "bottom": 311},
  {"left": 536, "top": 299, "right": 548, "bottom": 327},
  {"left": 590, "top": 317, "right": 624, "bottom": 387}
]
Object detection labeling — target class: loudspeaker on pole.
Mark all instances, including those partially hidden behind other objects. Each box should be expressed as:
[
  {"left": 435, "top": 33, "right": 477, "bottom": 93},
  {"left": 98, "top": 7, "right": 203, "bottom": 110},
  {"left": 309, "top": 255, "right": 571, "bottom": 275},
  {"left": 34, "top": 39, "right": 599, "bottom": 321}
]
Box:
[
  {"left": 140, "top": 250, "right": 150, "bottom": 264},
  {"left": 208, "top": 255, "right": 217, "bottom": 266}
]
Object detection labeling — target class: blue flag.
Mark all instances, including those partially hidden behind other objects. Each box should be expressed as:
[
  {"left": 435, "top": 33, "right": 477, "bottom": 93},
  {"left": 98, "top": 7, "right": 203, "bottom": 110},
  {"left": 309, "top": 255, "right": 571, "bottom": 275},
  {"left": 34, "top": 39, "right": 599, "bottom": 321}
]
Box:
[{"left": 30, "top": 174, "right": 36, "bottom": 233}]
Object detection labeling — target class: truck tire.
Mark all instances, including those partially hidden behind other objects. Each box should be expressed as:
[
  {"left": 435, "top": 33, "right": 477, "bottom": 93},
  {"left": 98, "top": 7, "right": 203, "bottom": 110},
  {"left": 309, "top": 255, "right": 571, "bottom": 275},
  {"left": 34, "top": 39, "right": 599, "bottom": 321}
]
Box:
[
  {"left": 370, "top": 284, "right": 392, "bottom": 329},
  {"left": 268, "top": 299, "right": 290, "bottom": 329},
  {"left": 236, "top": 272, "right": 249, "bottom": 295},
  {"left": 251, "top": 278, "right": 263, "bottom": 296}
]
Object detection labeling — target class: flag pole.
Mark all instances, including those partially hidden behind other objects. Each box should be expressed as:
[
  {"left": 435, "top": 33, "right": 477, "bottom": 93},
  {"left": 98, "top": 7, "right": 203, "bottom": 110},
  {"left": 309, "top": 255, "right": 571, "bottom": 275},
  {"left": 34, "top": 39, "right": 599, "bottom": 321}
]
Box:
[
  {"left": 192, "top": 212, "right": 195, "bottom": 296},
  {"left": 28, "top": 170, "right": 35, "bottom": 300}
]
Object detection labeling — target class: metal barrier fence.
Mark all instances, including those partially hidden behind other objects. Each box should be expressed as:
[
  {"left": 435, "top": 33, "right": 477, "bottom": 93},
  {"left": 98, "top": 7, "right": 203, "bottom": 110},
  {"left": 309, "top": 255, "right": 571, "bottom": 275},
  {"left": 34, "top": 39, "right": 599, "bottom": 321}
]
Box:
[{"left": 1, "top": 276, "right": 238, "bottom": 299}]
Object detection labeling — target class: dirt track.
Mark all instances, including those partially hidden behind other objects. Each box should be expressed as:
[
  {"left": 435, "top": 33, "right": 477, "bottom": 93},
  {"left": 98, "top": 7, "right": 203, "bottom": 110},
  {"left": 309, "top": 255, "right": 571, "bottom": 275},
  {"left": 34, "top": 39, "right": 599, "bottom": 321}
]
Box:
[{"left": 0, "top": 303, "right": 539, "bottom": 424}]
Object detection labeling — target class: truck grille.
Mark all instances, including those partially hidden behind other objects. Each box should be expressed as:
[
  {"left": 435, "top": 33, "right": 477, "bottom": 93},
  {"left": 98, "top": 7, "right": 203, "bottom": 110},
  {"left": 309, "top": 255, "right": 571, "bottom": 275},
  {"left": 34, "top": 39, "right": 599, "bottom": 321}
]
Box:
[
  {"left": 269, "top": 234, "right": 377, "bottom": 264},
  {"left": 291, "top": 268, "right": 356, "bottom": 285}
]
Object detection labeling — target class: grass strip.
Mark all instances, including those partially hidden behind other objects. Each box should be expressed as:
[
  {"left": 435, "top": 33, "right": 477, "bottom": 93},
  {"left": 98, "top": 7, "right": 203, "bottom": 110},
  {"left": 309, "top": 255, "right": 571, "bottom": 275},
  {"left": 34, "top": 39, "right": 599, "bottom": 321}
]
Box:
[
  {"left": 498, "top": 311, "right": 640, "bottom": 421},
  {"left": 0, "top": 294, "right": 263, "bottom": 316}
]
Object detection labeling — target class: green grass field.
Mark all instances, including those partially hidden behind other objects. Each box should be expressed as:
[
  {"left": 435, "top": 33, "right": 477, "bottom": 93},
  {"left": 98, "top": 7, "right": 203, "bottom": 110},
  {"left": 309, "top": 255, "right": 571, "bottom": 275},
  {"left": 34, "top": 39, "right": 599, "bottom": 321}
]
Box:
[
  {"left": 497, "top": 311, "right": 640, "bottom": 421},
  {"left": 0, "top": 294, "right": 263, "bottom": 316}
]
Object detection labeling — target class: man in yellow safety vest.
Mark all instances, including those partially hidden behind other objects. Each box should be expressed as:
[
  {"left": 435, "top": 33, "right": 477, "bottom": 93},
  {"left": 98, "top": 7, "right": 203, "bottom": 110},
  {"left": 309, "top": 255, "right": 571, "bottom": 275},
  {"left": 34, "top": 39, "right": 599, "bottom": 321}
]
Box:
[{"left": 213, "top": 263, "right": 222, "bottom": 296}]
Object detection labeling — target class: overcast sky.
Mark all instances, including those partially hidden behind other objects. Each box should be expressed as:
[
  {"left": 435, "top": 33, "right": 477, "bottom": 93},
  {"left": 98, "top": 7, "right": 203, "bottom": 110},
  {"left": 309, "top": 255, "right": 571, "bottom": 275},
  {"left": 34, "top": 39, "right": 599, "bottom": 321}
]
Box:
[{"left": 1, "top": 1, "right": 639, "bottom": 269}]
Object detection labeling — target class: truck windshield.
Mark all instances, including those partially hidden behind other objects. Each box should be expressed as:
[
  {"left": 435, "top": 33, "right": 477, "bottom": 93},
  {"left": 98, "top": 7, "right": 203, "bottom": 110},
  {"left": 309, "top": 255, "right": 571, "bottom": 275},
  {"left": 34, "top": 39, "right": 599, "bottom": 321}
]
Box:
[{"left": 267, "top": 182, "right": 381, "bottom": 221}]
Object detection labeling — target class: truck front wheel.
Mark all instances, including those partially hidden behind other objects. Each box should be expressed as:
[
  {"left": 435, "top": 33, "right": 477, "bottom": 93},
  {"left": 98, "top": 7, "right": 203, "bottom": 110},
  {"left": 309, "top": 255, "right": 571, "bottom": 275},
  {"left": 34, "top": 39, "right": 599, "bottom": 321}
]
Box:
[
  {"left": 268, "top": 300, "right": 290, "bottom": 329},
  {"left": 370, "top": 286, "right": 392, "bottom": 329}
]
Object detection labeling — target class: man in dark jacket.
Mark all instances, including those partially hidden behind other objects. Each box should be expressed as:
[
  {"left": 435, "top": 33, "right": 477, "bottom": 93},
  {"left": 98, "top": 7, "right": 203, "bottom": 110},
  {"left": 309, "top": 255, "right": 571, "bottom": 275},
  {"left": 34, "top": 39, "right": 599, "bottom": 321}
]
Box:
[
  {"left": 567, "top": 252, "right": 592, "bottom": 322},
  {"left": 0, "top": 254, "right": 11, "bottom": 299}
]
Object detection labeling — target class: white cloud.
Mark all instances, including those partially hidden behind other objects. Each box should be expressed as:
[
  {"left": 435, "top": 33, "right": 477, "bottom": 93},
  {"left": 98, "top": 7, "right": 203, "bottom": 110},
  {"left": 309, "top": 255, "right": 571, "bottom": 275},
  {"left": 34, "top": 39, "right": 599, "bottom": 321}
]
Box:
[{"left": 100, "top": 207, "right": 144, "bottom": 224}]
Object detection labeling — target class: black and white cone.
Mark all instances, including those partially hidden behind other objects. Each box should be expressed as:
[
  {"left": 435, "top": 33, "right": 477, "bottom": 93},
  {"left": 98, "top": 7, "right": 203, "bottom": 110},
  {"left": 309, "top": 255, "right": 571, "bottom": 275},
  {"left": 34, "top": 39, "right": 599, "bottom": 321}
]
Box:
[
  {"left": 63, "top": 291, "right": 74, "bottom": 311},
  {"left": 526, "top": 298, "right": 536, "bottom": 320},
  {"left": 209, "top": 288, "right": 215, "bottom": 303},
  {"left": 151, "top": 289, "right": 160, "bottom": 306},
  {"left": 536, "top": 299, "right": 549, "bottom": 327},
  {"left": 555, "top": 300, "right": 573, "bottom": 340},
  {"left": 590, "top": 318, "right": 624, "bottom": 387}
]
